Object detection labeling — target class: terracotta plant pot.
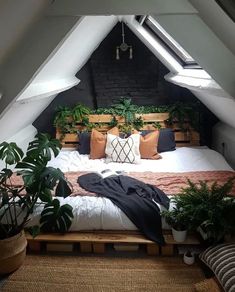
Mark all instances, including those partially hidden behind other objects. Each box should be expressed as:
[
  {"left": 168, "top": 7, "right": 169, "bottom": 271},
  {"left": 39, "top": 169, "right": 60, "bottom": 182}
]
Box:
[
  {"left": 0, "top": 231, "right": 27, "bottom": 275},
  {"left": 172, "top": 228, "right": 187, "bottom": 243}
]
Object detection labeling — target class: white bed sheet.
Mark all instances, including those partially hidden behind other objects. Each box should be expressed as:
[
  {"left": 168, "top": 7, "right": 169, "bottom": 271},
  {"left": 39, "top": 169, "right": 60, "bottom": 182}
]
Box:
[
  {"left": 48, "top": 147, "right": 233, "bottom": 173},
  {"left": 40, "top": 147, "right": 233, "bottom": 232}
]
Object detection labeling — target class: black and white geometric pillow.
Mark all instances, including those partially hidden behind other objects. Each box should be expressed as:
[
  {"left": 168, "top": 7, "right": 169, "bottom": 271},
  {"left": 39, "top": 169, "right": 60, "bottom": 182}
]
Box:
[{"left": 105, "top": 134, "right": 141, "bottom": 164}]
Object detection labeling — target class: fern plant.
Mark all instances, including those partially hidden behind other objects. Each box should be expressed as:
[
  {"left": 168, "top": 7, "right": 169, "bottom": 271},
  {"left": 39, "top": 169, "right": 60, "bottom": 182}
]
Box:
[{"left": 174, "top": 178, "right": 235, "bottom": 243}]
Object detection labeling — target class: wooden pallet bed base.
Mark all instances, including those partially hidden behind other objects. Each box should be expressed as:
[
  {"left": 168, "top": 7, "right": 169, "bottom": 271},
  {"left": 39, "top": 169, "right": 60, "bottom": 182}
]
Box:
[{"left": 26, "top": 230, "right": 200, "bottom": 256}]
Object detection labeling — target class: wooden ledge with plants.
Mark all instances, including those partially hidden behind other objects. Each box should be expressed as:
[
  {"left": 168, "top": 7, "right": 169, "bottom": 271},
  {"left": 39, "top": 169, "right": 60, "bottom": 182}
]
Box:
[
  {"left": 0, "top": 133, "right": 74, "bottom": 274},
  {"left": 54, "top": 98, "right": 200, "bottom": 148}
]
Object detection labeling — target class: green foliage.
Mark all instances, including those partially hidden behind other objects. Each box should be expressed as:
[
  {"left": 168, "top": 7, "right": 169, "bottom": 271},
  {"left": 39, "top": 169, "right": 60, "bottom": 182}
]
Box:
[
  {"left": 54, "top": 99, "right": 200, "bottom": 135},
  {"left": 112, "top": 98, "right": 136, "bottom": 125},
  {"left": 72, "top": 103, "right": 90, "bottom": 122},
  {"left": 132, "top": 117, "right": 144, "bottom": 131},
  {"left": 161, "top": 203, "right": 190, "bottom": 231},
  {"left": 40, "top": 199, "right": 73, "bottom": 233},
  {"left": 173, "top": 178, "right": 235, "bottom": 243},
  {"left": 152, "top": 122, "right": 162, "bottom": 130},
  {"left": 109, "top": 116, "right": 118, "bottom": 128},
  {"left": 167, "top": 102, "right": 200, "bottom": 131},
  {"left": 0, "top": 134, "right": 73, "bottom": 239}
]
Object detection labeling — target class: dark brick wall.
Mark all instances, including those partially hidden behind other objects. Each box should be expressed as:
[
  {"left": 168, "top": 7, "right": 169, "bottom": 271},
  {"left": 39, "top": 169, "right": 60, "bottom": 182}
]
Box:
[{"left": 90, "top": 22, "right": 196, "bottom": 107}]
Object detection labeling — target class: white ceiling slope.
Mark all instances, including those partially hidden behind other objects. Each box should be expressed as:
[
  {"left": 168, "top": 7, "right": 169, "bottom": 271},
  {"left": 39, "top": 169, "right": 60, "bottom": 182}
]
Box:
[{"left": 0, "top": 0, "right": 235, "bottom": 145}]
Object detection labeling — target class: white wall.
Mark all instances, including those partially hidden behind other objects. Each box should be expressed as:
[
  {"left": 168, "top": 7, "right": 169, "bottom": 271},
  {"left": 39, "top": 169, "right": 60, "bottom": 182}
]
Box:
[
  {"left": 152, "top": 13, "right": 235, "bottom": 98},
  {"left": 33, "top": 16, "right": 118, "bottom": 83},
  {"left": 0, "top": 0, "right": 50, "bottom": 65},
  {"left": 46, "top": 0, "right": 196, "bottom": 15},
  {"left": 0, "top": 95, "right": 55, "bottom": 142},
  {"left": 213, "top": 123, "right": 235, "bottom": 170},
  {"left": 189, "top": 0, "right": 235, "bottom": 57}
]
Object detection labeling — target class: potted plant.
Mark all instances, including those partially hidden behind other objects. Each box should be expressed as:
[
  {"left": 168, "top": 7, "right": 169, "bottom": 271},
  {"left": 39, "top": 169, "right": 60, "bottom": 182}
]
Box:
[
  {"left": 161, "top": 203, "right": 189, "bottom": 242},
  {"left": 183, "top": 250, "right": 195, "bottom": 265},
  {"left": 0, "top": 133, "right": 73, "bottom": 274},
  {"left": 174, "top": 178, "right": 235, "bottom": 244}
]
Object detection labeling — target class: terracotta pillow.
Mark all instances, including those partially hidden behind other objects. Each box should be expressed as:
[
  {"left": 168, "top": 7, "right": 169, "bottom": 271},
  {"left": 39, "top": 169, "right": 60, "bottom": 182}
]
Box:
[
  {"left": 133, "top": 130, "right": 161, "bottom": 160},
  {"left": 90, "top": 127, "right": 119, "bottom": 159}
]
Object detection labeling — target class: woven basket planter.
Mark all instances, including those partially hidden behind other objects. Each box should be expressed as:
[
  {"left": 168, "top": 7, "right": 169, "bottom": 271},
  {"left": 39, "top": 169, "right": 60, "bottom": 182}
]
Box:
[{"left": 0, "top": 231, "right": 27, "bottom": 274}]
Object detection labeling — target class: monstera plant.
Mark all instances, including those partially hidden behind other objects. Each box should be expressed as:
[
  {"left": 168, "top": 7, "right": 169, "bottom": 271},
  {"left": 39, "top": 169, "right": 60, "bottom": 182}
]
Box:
[
  {"left": 0, "top": 133, "right": 73, "bottom": 239},
  {"left": 0, "top": 133, "right": 73, "bottom": 274}
]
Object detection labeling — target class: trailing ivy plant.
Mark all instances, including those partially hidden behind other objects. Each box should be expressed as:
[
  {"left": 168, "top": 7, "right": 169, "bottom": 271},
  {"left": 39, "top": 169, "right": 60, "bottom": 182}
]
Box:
[
  {"left": 53, "top": 106, "right": 74, "bottom": 139},
  {"left": 167, "top": 102, "right": 200, "bottom": 132}
]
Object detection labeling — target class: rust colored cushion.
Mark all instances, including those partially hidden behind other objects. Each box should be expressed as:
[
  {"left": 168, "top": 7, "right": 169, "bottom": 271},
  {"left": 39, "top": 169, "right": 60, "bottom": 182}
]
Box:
[
  {"left": 90, "top": 127, "right": 119, "bottom": 159},
  {"left": 133, "top": 130, "right": 161, "bottom": 160}
]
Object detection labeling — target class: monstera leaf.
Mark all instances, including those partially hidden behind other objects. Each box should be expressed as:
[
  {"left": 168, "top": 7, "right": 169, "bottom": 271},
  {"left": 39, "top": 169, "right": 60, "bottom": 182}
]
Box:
[
  {"left": 26, "top": 133, "right": 61, "bottom": 161},
  {"left": 40, "top": 199, "right": 73, "bottom": 233},
  {"left": 0, "top": 142, "right": 24, "bottom": 165}
]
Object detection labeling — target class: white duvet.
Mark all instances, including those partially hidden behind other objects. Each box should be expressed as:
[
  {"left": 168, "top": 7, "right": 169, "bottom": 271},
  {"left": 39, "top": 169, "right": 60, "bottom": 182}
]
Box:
[
  {"left": 30, "top": 147, "right": 232, "bottom": 231},
  {"left": 48, "top": 147, "right": 233, "bottom": 173}
]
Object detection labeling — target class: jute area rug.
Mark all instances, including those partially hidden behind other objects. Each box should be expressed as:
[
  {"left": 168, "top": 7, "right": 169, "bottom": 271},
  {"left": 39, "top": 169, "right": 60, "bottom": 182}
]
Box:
[{"left": 2, "top": 253, "right": 204, "bottom": 292}]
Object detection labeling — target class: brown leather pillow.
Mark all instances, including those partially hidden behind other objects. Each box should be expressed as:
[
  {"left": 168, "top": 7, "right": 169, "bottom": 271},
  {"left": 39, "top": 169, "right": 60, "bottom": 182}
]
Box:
[
  {"left": 90, "top": 127, "right": 119, "bottom": 159},
  {"left": 133, "top": 130, "right": 161, "bottom": 160}
]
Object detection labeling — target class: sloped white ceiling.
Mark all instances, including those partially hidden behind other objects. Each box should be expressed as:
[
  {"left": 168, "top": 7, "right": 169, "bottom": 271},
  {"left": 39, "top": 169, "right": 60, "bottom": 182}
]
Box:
[{"left": 0, "top": 0, "right": 235, "bottom": 149}]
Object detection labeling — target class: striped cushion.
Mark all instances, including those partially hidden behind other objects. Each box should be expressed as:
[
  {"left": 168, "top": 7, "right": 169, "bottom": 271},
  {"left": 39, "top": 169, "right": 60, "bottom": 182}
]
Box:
[{"left": 200, "top": 243, "right": 235, "bottom": 292}]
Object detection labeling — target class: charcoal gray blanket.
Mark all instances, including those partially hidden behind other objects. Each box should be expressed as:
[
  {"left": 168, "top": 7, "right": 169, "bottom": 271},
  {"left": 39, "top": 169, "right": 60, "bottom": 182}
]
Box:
[{"left": 77, "top": 173, "right": 170, "bottom": 245}]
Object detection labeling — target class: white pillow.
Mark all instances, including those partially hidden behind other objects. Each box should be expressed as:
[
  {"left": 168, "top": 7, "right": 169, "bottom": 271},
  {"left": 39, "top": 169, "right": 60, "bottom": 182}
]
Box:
[{"left": 105, "top": 133, "right": 141, "bottom": 164}]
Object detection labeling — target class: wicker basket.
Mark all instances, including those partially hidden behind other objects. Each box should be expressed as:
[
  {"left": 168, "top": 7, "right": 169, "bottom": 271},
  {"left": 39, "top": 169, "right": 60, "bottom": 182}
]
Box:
[{"left": 0, "top": 231, "right": 27, "bottom": 274}]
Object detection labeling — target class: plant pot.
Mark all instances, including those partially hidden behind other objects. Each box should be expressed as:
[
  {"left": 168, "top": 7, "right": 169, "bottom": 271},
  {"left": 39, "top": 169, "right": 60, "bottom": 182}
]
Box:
[
  {"left": 172, "top": 228, "right": 187, "bottom": 243},
  {"left": 0, "top": 231, "right": 27, "bottom": 275},
  {"left": 183, "top": 252, "right": 195, "bottom": 265}
]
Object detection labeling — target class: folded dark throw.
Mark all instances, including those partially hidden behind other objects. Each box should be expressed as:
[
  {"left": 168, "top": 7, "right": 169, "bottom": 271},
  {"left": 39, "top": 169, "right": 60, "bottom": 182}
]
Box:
[{"left": 77, "top": 173, "right": 170, "bottom": 245}]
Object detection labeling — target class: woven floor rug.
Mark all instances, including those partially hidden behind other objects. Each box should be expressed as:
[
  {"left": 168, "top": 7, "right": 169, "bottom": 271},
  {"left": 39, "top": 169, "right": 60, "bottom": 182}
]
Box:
[{"left": 2, "top": 254, "right": 204, "bottom": 292}]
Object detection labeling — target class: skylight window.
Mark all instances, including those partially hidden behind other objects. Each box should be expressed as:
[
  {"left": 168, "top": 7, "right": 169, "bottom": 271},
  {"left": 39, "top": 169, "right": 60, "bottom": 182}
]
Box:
[{"left": 137, "top": 16, "right": 200, "bottom": 68}]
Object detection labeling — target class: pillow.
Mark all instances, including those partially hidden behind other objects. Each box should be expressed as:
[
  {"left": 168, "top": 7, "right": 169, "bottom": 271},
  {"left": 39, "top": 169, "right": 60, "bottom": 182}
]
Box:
[
  {"left": 199, "top": 243, "right": 235, "bottom": 292},
  {"left": 140, "top": 128, "right": 175, "bottom": 153},
  {"left": 157, "top": 128, "right": 176, "bottom": 153},
  {"left": 133, "top": 130, "right": 161, "bottom": 160},
  {"left": 77, "top": 132, "right": 91, "bottom": 154},
  {"left": 105, "top": 133, "right": 141, "bottom": 164},
  {"left": 90, "top": 127, "right": 119, "bottom": 159}
]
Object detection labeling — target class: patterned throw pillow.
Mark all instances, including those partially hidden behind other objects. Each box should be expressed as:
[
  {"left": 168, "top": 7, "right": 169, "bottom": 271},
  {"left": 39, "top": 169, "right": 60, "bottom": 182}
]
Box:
[
  {"left": 105, "top": 133, "right": 141, "bottom": 164},
  {"left": 199, "top": 243, "right": 235, "bottom": 292}
]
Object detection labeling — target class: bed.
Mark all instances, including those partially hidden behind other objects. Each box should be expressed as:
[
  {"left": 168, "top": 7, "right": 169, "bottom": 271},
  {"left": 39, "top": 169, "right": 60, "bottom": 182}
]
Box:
[{"left": 28, "top": 146, "right": 234, "bottom": 236}]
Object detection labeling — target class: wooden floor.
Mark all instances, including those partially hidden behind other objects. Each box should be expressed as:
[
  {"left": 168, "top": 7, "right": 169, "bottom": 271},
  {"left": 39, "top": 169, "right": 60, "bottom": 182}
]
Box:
[{"left": 26, "top": 230, "right": 201, "bottom": 256}]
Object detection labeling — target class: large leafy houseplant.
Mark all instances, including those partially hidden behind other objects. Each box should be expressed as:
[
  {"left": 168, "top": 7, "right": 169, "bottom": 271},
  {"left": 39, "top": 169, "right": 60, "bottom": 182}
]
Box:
[
  {"left": 0, "top": 133, "right": 73, "bottom": 240},
  {"left": 174, "top": 178, "right": 235, "bottom": 243}
]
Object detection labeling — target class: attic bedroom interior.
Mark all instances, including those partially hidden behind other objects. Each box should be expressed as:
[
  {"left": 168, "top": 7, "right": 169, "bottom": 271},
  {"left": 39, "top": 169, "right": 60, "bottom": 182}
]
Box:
[{"left": 0, "top": 0, "right": 235, "bottom": 291}]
